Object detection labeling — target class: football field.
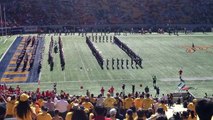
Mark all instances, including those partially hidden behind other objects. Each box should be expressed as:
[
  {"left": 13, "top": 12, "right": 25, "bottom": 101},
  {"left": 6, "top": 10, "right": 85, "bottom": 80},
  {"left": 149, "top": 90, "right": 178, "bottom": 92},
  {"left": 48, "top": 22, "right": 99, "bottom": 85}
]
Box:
[
  {"left": 0, "top": 36, "right": 17, "bottom": 59},
  {"left": 1, "top": 33, "right": 213, "bottom": 97}
]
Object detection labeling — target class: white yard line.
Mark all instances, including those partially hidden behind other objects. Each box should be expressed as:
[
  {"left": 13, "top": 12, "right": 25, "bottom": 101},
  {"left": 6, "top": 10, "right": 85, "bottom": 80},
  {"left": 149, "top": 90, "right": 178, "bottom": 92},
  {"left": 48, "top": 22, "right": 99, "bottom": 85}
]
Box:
[
  {"left": 4, "top": 76, "right": 213, "bottom": 86},
  {"left": 160, "top": 77, "right": 213, "bottom": 81},
  {"left": 0, "top": 36, "right": 16, "bottom": 62},
  {"left": 73, "top": 41, "right": 91, "bottom": 81},
  {"left": 4, "top": 78, "right": 142, "bottom": 85},
  {"left": 3, "top": 37, "right": 8, "bottom": 44},
  {"left": 3, "top": 75, "right": 213, "bottom": 85}
]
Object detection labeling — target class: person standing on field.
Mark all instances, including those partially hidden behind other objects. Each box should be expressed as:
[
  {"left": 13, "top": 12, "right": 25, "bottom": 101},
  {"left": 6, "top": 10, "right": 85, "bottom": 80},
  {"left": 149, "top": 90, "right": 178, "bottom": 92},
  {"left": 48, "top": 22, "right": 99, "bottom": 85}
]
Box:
[
  {"left": 152, "top": 75, "right": 157, "bottom": 87},
  {"left": 179, "top": 68, "right": 183, "bottom": 80}
]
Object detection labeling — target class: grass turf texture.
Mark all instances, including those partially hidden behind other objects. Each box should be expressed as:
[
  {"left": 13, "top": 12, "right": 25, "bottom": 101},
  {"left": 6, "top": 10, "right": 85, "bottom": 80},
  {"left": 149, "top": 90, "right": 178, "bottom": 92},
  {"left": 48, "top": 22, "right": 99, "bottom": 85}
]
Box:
[
  {"left": 0, "top": 36, "right": 17, "bottom": 59},
  {"left": 3, "top": 33, "right": 213, "bottom": 97}
]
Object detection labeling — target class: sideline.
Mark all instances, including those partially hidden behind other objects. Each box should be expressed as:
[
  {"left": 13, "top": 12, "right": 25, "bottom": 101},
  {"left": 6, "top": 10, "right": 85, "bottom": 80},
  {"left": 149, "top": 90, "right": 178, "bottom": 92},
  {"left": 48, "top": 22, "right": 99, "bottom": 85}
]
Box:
[
  {"left": 1, "top": 78, "right": 142, "bottom": 85},
  {"left": 160, "top": 77, "right": 213, "bottom": 81},
  {"left": 2, "top": 77, "right": 213, "bottom": 85},
  {"left": 0, "top": 36, "right": 16, "bottom": 62}
]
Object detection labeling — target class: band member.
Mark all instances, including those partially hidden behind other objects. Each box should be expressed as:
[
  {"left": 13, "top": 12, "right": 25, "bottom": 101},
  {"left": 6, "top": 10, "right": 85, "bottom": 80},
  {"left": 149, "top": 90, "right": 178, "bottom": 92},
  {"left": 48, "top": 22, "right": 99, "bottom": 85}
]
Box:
[
  {"left": 112, "top": 58, "right": 115, "bottom": 67},
  {"left": 131, "top": 58, "right": 134, "bottom": 66},
  {"left": 106, "top": 59, "right": 109, "bottom": 67},
  {"left": 138, "top": 58, "right": 142, "bottom": 67},
  {"left": 121, "top": 58, "right": 124, "bottom": 66},
  {"left": 99, "top": 36, "right": 101, "bottom": 42},
  {"left": 92, "top": 36, "right": 94, "bottom": 42},
  {"left": 117, "top": 58, "right": 119, "bottom": 66},
  {"left": 102, "top": 36, "right": 105, "bottom": 42},
  {"left": 126, "top": 59, "right": 129, "bottom": 66},
  {"left": 179, "top": 69, "right": 183, "bottom": 80},
  {"left": 192, "top": 43, "right": 195, "bottom": 49},
  {"left": 152, "top": 75, "right": 157, "bottom": 87}
]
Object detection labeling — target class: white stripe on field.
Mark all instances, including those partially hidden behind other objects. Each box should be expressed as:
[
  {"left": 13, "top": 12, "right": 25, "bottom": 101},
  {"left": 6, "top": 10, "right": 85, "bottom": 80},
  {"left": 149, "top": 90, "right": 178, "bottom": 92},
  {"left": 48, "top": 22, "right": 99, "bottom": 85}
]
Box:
[
  {"left": 3, "top": 78, "right": 142, "bottom": 85},
  {"left": 3, "top": 76, "right": 213, "bottom": 86},
  {"left": 160, "top": 77, "right": 213, "bottom": 81},
  {"left": 0, "top": 36, "right": 16, "bottom": 62}
]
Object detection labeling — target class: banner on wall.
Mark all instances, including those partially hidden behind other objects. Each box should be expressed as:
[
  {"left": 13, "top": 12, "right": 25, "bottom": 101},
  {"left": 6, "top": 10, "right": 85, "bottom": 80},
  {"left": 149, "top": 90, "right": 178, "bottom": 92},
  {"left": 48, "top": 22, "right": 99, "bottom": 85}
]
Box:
[{"left": 24, "top": 26, "right": 38, "bottom": 32}]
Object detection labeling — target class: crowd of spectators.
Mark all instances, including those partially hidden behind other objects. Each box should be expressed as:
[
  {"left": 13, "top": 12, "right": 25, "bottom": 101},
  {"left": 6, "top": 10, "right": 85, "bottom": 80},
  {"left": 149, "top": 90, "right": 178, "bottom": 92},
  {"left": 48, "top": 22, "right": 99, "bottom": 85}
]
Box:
[
  {"left": 0, "top": 84, "right": 212, "bottom": 120},
  {"left": 1, "top": 0, "right": 213, "bottom": 27}
]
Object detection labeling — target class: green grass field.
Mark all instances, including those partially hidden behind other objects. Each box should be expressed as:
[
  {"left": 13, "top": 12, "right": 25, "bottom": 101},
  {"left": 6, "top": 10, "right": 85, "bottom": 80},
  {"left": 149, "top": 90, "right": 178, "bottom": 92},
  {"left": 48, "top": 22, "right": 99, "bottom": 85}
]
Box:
[
  {"left": 1, "top": 33, "right": 213, "bottom": 97},
  {"left": 0, "top": 36, "right": 17, "bottom": 59}
]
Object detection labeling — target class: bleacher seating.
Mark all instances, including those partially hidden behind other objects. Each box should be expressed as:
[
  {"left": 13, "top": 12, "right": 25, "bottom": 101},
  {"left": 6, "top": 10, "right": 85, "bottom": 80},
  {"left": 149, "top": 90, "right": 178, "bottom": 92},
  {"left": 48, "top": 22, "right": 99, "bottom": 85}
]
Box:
[
  {"left": 0, "top": 84, "right": 212, "bottom": 120},
  {"left": 1, "top": 0, "right": 213, "bottom": 26}
]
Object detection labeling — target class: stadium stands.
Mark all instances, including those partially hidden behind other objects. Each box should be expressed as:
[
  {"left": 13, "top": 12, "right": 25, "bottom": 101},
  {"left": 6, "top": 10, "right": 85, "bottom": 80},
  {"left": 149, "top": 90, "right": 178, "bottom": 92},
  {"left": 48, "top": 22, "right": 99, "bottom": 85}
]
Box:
[
  {"left": 0, "top": 84, "right": 212, "bottom": 120},
  {"left": 0, "top": 0, "right": 213, "bottom": 120},
  {"left": 1, "top": 0, "right": 213, "bottom": 26}
]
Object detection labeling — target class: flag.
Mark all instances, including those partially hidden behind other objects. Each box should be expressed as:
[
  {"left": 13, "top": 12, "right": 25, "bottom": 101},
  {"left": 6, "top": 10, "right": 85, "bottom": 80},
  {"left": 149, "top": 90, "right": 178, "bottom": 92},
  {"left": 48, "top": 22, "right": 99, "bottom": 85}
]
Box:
[
  {"left": 181, "top": 86, "right": 195, "bottom": 91},
  {"left": 38, "top": 80, "right": 40, "bottom": 85},
  {"left": 181, "top": 86, "right": 190, "bottom": 91},
  {"left": 177, "top": 82, "right": 185, "bottom": 90}
]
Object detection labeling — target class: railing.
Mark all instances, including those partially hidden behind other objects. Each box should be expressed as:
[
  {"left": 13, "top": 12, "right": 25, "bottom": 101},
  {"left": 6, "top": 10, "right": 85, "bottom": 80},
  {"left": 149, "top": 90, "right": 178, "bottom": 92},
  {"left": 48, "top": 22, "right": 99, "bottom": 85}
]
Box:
[{"left": 0, "top": 24, "right": 212, "bottom": 36}]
